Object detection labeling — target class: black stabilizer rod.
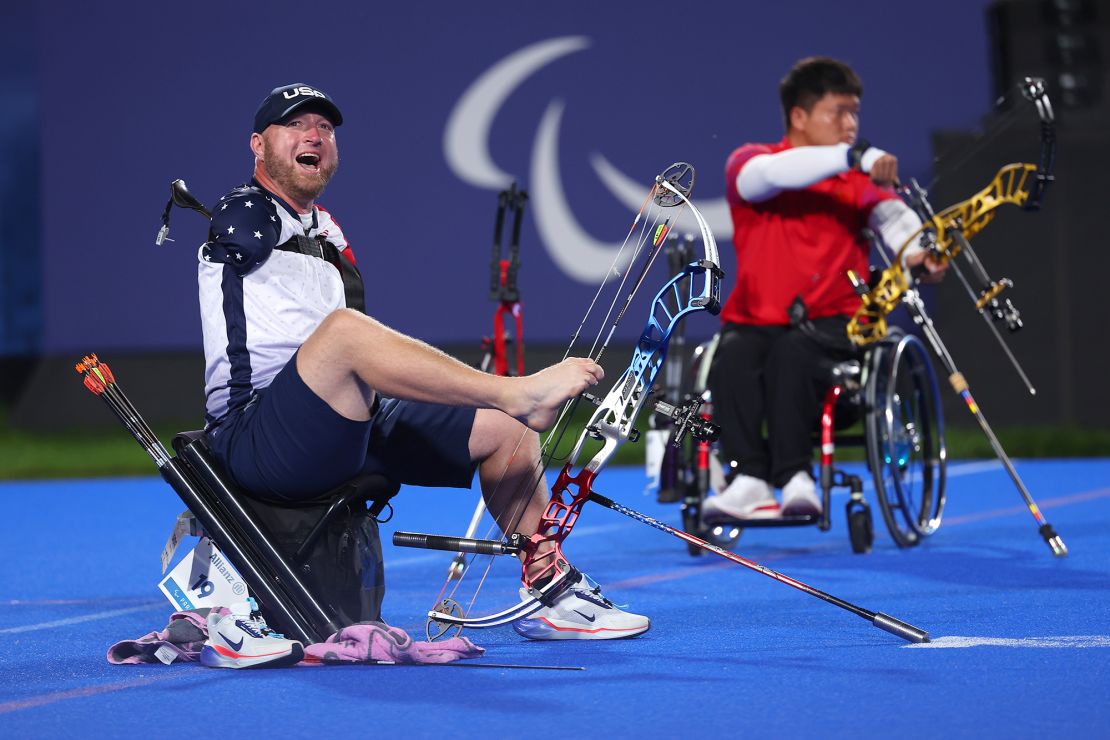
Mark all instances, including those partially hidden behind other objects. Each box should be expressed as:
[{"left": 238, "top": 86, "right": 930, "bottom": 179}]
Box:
[
  {"left": 586, "top": 492, "right": 929, "bottom": 643},
  {"left": 393, "top": 531, "right": 522, "bottom": 556}
]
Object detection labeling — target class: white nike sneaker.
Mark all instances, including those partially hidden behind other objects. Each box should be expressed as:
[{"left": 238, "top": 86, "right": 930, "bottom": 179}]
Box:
[
  {"left": 512, "top": 572, "right": 650, "bottom": 640},
  {"left": 701, "top": 474, "right": 780, "bottom": 522},
  {"left": 200, "top": 599, "right": 304, "bottom": 669},
  {"left": 781, "top": 470, "right": 822, "bottom": 516}
]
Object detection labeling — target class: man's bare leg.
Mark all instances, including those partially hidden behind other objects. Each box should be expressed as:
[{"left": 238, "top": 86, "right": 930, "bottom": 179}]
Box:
[
  {"left": 296, "top": 309, "right": 602, "bottom": 427},
  {"left": 469, "top": 409, "right": 559, "bottom": 582}
]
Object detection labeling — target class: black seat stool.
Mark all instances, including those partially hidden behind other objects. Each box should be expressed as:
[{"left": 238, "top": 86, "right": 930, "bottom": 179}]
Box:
[{"left": 168, "top": 431, "right": 399, "bottom": 644}]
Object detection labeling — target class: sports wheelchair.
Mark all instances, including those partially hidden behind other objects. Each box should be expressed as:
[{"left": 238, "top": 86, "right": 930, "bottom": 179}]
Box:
[{"left": 656, "top": 324, "right": 947, "bottom": 555}]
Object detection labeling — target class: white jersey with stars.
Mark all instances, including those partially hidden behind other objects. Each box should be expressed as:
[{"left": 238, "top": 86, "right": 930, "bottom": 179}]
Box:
[{"left": 197, "top": 183, "right": 356, "bottom": 427}]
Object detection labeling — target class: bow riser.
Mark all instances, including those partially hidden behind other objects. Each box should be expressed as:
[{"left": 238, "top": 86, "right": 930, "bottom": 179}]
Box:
[
  {"left": 847, "top": 76, "right": 1055, "bottom": 349},
  {"left": 570, "top": 261, "right": 722, "bottom": 471},
  {"left": 847, "top": 162, "right": 1041, "bottom": 347},
  {"left": 520, "top": 465, "right": 596, "bottom": 588}
]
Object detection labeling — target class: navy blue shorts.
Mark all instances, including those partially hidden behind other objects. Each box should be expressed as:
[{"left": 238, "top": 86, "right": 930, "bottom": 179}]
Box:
[{"left": 207, "top": 352, "right": 478, "bottom": 501}]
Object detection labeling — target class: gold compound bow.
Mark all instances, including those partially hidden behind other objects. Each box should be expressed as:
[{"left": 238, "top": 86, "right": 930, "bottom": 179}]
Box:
[{"left": 844, "top": 78, "right": 1065, "bottom": 557}]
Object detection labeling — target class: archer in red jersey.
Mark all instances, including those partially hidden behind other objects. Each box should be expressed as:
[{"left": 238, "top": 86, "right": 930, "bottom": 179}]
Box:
[{"left": 703, "top": 57, "right": 944, "bottom": 523}]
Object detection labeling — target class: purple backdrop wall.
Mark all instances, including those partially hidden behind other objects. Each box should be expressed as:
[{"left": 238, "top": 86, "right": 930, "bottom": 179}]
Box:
[{"left": 36, "top": 0, "right": 993, "bottom": 352}]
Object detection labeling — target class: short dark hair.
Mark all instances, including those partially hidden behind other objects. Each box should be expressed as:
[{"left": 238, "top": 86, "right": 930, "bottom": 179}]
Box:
[{"left": 779, "top": 57, "right": 862, "bottom": 129}]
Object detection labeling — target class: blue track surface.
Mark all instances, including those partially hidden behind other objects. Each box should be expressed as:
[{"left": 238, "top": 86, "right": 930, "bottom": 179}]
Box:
[{"left": 2, "top": 459, "right": 1109, "bottom": 737}]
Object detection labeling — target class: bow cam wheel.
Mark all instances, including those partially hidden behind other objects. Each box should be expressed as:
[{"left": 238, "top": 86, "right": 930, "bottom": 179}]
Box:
[
  {"left": 426, "top": 598, "right": 465, "bottom": 642},
  {"left": 654, "top": 162, "right": 696, "bottom": 206}
]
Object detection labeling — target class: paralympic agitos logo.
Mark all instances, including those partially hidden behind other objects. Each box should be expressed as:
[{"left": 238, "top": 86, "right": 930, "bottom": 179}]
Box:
[{"left": 443, "top": 36, "right": 732, "bottom": 285}]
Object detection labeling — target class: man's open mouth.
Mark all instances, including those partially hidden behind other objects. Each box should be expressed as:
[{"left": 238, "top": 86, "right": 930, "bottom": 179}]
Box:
[{"left": 295, "top": 153, "right": 321, "bottom": 172}]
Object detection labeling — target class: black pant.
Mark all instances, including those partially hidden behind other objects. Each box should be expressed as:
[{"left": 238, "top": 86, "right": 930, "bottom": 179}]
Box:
[{"left": 707, "top": 318, "right": 854, "bottom": 488}]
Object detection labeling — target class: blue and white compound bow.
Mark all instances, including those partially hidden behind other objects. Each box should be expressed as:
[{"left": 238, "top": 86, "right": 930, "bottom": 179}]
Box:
[
  {"left": 395, "top": 162, "right": 720, "bottom": 627},
  {"left": 394, "top": 162, "right": 930, "bottom": 644}
]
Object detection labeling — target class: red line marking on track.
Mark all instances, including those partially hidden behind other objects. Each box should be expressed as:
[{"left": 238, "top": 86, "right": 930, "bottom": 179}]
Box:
[
  {"left": 610, "top": 562, "right": 733, "bottom": 589},
  {"left": 943, "top": 487, "right": 1110, "bottom": 526},
  {"left": 0, "top": 672, "right": 197, "bottom": 714}
]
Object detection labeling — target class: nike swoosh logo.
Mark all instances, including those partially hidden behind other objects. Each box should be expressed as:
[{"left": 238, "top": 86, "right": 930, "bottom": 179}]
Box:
[
  {"left": 573, "top": 609, "right": 596, "bottom": 623},
  {"left": 219, "top": 632, "right": 244, "bottom": 652}
]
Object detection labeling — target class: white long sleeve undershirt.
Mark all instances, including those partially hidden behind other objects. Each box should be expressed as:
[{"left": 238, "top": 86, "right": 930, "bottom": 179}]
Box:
[
  {"left": 737, "top": 143, "right": 887, "bottom": 203},
  {"left": 736, "top": 143, "right": 923, "bottom": 267},
  {"left": 868, "top": 198, "right": 925, "bottom": 267}
]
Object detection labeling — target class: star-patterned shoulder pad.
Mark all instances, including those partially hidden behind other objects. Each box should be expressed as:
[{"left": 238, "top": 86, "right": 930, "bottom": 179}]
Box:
[{"left": 203, "top": 185, "right": 282, "bottom": 275}]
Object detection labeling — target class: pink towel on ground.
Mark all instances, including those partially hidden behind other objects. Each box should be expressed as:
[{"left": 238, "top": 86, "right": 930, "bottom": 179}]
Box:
[
  {"left": 107, "top": 607, "right": 229, "bottom": 664},
  {"left": 110, "top": 610, "right": 483, "bottom": 666},
  {"left": 303, "top": 622, "right": 485, "bottom": 665}
]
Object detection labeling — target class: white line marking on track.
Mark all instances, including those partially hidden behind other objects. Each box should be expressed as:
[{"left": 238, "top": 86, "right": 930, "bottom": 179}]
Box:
[
  {"left": 0, "top": 602, "right": 163, "bottom": 635},
  {"left": 834, "top": 459, "right": 1003, "bottom": 498},
  {"left": 904, "top": 635, "right": 1110, "bottom": 649}
]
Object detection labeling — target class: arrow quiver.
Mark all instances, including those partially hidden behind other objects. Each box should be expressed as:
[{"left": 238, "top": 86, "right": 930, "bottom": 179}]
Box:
[{"left": 76, "top": 354, "right": 399, "bottom": 643}]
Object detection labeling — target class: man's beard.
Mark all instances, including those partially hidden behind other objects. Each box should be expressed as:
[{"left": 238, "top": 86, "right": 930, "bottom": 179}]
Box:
[{"left": 263, "top": 142, "right": 339, "bottom": 203}]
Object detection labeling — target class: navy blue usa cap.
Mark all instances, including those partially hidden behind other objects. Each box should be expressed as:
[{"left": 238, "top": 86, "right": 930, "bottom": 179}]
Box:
[{"left": 253, "top": 84, "right": 343, "bottom": 134}]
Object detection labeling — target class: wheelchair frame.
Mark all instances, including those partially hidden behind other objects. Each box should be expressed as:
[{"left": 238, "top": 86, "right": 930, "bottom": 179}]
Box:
[{"left": 666, "top": 328, "right": 948, "bottom": 554}]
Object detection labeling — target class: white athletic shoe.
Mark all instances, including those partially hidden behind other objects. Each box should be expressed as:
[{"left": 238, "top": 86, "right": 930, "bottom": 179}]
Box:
[
  {"left": 512, "top": 572, "right": 650, "bottom": 640},
  {"left": 200, "top": 599, "right": 304, "bottom": 669},
  {"left": 781, "top": 470, "right": 822, "bottom": 516},
  {"left": 701, "top": 474, "right": 780, "bottom": 522}
]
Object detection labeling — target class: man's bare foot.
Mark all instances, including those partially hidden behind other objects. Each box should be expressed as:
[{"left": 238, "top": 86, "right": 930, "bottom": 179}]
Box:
[{"left": 510, "top": 358, "right": 604, "bottom": 431}]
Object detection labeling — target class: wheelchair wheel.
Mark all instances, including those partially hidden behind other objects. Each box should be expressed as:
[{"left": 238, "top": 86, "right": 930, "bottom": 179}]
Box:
[
  {"left": 682, "top": 493, "right": 743, "bottom": 556},
  {"left": 864, "top": 332, "right": 947, "bottom": 547},
  {"left": 846, "top": 494, "right": 874, "bottom": 554},
  {"left": 679, "top": 430, "right": 743, "bottom": 556}
]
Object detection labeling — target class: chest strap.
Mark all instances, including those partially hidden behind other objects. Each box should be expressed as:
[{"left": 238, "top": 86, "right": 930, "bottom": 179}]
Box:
[{"left": 276, "top": 234, "right": 366, "bottom": 313}]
